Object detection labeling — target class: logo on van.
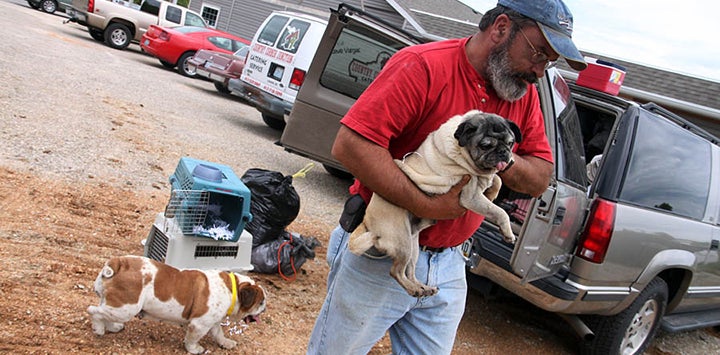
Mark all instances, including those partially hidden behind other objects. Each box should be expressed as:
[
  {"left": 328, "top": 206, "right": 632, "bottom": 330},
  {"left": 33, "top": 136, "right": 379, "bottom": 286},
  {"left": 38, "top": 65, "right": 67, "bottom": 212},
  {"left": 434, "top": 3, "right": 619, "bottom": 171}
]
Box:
[
  {"left": 348, "top": 52, "right": 391, "bottom": 83},
  {"left": 279, "top": 26, "right": 301, "bottom": 52}
]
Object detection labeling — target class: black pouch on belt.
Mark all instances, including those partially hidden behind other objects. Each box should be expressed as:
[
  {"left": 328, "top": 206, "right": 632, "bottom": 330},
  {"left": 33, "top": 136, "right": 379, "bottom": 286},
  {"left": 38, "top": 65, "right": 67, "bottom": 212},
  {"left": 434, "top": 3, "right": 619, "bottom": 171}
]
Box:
[{"left": 339, "top": 194, "right": 366, "bottom": 233}]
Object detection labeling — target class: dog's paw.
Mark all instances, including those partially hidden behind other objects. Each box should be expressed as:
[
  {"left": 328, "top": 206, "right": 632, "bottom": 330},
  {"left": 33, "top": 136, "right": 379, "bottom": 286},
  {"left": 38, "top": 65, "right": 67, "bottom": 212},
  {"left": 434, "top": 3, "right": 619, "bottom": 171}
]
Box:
[
  {"left": 106, "top": 322, "right": 124, "bottom": 333},
  {"left": 502, "top": 233, "right": 517, "bottom": 244},
  {"left": 184, "top": 343, "right": 205, "bottom": 355},
  {"left": 408, "top": 285, "right": 439, "bottom": 298},
  {"left": 218, "top": 338, "right": 237, "bottom": 350},
  {"left": 90, "top": 322, "right": 106, "bottom": 336}
]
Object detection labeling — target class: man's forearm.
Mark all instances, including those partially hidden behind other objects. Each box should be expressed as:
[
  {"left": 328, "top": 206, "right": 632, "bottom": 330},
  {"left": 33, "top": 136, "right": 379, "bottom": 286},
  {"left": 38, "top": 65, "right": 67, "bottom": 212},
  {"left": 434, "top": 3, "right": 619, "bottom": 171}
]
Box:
[{"left": 498, "top": 155, "right": 553, "bottom": 197}]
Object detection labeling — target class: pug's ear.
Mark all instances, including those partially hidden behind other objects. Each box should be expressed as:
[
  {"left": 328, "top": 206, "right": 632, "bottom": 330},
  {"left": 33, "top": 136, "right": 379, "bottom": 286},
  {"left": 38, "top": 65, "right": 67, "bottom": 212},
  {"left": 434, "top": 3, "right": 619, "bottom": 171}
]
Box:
[
  {"left": 454, "top": 119, "right": 480, "bottom": 147},
  {"left": 506, "top": 119, "right": 522, "bottom": 144}
]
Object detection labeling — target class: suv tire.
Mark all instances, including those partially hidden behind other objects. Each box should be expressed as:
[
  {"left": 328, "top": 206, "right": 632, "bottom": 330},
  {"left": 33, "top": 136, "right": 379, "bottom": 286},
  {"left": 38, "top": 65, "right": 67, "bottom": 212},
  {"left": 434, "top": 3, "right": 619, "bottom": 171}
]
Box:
[
  {"left": 580, "top": 277, "right": 668, "bottom": 355},
  {"left": 105, "top": 23, "right": 132, "bottom": 50},
  {"left": 177, "top": 52, "right": 197, "bottom": 77},
  {"left": 40, "top": 0, "right": 57, "bottom": 13}
]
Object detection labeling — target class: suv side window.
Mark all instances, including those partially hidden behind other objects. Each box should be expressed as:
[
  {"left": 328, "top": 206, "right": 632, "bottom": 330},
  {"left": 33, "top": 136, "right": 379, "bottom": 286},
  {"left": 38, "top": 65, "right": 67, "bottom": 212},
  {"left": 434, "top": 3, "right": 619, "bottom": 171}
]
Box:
[
  {"left": 320, "top": 23, "right": 407, "bottom": 99},
  {"left": 277, "top": 20, "right": 311, "bottom": 54},
  {"left": 619, "top": 110, "right": 711, "bottom": 219},
  {"left": 258, "top": 15, "right": 289, "bottom": 46}
]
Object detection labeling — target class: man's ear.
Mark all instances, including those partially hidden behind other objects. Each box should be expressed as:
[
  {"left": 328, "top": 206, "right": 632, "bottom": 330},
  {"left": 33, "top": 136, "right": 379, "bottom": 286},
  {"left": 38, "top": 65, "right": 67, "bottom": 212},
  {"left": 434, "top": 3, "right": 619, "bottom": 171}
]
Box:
[{"left": 491, "top": 14, "right": 512, "bottom": 42}]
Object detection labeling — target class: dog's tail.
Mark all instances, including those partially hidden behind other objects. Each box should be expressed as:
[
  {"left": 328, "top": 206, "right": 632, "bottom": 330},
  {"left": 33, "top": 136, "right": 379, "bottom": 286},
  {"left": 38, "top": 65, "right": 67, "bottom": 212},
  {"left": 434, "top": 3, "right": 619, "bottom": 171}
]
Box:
[{"left": 348, "top": 223, "right": 375, "bottom": 255}]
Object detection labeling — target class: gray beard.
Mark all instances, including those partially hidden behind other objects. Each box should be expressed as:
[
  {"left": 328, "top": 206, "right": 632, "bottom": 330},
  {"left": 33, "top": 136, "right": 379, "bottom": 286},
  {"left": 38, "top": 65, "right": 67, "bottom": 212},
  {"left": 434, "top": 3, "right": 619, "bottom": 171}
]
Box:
[{"left": 485, "top": 39, "right": 536, "bottom": 102}]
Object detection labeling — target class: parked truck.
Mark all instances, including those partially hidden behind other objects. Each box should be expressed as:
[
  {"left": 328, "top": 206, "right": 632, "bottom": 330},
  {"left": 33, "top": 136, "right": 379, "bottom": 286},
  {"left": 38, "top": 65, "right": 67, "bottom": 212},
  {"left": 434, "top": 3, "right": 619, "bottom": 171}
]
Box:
[
  {"left": 278, "top": 4, "right": 720, "bottom": 354},
  {"left": 66, "top": 0, "right": 206, "bottom": 50}
]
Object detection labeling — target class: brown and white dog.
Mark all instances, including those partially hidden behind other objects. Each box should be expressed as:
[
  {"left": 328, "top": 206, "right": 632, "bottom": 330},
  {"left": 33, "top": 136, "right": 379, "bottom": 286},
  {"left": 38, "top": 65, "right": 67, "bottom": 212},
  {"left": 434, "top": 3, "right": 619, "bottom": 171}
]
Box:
[{"left": 87, "top": 255, "right": 266, "bottom": 354}]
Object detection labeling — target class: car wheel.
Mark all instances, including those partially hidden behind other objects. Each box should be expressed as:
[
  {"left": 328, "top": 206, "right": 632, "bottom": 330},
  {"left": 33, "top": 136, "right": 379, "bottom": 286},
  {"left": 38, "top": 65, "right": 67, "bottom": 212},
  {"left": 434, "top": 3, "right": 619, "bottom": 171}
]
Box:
[
  {"left": 323, "top": 164, "right": 353, "bottom": 180},
  {"left": 261, "top": 113, "right": 286, "bottom": 131},
  {"left": 580, "top": 277, "right": 667, "bottom": 355},
  {"left": 214, "top": 81, "right": 231, "bottom": 94},
  {"left": 40, "top": 0, "right": 57, "bottom": 13},
  {"left": 27, "top": 0, "right": 40, "bottom": 9},
  {"left": 88, "top": 28, "right": 104, "bottom": 42},
  {"left": 159, "top": 60, "right": 175, "bottom": 69},
  {"left": 176, "top": 52, "right": 197, "bottom": 77},
  {"left": 104, "top": 23, "right": 132, "bottom": 50}
]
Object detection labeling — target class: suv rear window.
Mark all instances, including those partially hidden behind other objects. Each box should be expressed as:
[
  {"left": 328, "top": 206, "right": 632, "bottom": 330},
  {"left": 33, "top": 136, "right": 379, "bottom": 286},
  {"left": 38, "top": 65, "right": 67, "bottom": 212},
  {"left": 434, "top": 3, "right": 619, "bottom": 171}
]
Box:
[
  {"left": 619, "top": 110, "right": 711, "bottom": 219},
  {"left": 319, "top": 22, "right": 407, "bottom": 99}
]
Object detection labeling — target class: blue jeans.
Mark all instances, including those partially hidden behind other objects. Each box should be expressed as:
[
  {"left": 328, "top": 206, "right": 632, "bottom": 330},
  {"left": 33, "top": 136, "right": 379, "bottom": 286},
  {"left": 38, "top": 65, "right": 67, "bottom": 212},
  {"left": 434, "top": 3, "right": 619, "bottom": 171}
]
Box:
[{"left": 307, "top": 226, "right": 467, "bottom": 355}]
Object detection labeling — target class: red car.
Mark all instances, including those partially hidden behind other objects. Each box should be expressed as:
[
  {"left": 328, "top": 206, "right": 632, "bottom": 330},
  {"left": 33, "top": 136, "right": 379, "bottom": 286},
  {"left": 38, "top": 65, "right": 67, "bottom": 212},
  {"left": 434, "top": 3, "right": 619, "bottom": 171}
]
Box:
[
  {"left": 140, "top": 25, "right": 249, "bottom": 77},
  {"left": 186, "top": 45, "right": 250, "bottom": 94}
]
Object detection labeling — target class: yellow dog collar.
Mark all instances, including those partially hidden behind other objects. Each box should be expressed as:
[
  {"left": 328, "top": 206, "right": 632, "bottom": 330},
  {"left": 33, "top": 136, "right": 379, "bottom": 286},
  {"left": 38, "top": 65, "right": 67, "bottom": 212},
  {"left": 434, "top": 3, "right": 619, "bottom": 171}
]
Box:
[{"left": 227, "top": 272, "right": 237, "bottom": 317}]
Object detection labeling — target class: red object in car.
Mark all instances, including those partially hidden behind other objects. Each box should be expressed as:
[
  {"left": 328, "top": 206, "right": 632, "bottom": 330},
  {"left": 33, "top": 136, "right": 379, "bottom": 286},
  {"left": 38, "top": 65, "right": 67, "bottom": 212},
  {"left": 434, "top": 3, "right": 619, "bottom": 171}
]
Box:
[{"left": 140, "top": 25, "right": 249, "bottom": 77}]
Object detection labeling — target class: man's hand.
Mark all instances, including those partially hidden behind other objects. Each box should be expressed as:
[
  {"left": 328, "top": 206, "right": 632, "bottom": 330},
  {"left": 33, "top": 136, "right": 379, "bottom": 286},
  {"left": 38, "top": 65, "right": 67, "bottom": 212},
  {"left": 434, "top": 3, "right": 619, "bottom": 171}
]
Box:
[{"left": 410, "top": 175, "right": 470, "bottom": 220}]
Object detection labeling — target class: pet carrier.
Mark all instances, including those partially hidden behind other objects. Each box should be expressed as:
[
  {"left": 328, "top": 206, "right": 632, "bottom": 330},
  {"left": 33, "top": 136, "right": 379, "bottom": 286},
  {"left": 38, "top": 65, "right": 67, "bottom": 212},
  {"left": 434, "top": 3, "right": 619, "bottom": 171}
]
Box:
[
  {"left": 144, "top": 213, "right": 254, "bottom": 272},
  {"left": 166, "top": 157, "right": 253, "bottom": 243}
]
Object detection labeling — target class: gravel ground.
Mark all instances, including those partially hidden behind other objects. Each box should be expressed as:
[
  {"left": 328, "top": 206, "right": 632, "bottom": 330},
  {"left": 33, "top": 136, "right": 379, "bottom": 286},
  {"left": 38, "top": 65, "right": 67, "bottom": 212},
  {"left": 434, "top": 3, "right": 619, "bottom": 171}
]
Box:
[{"left": 2, "top": 1, "right": 719, "bottom": 354}]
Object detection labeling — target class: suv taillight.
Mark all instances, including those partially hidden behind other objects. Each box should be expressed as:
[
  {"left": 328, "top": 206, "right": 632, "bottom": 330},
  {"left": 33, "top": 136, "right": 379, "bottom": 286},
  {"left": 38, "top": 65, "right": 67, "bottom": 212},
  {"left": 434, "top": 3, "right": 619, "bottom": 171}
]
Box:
[
  {"left": 576, "top": 198, "right": 616, "bottom": 263},
  {"left": 88, "top": 0, "right": 94, "bottom": 12},
  {"left": 289, "top": 68, "right": 306, "bottom": 90}
]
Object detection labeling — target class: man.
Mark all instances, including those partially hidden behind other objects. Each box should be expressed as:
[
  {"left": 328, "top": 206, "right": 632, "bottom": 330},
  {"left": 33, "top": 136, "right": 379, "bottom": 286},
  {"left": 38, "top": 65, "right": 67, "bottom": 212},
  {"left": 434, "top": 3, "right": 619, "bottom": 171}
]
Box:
[{"left": 307, "top": 0, "right": 587, "bottom": 354}]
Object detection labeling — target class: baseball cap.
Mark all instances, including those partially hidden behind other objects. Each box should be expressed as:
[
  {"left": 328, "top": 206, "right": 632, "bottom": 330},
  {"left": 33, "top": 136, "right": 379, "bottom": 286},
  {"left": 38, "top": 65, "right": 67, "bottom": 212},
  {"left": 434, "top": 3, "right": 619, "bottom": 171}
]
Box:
[{"left": 498, "top": 0, "right": 587, "bottom": 71}]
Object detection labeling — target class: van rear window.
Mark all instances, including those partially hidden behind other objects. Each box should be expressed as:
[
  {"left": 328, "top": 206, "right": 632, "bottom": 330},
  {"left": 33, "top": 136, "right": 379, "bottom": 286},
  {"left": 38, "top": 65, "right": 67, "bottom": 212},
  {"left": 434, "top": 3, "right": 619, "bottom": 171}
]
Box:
[
  {"left": 258, "top": 15, "right": 290, "bottom": 46},
  {"left": 277, "top": 20, "right": 311, "bottom": 54},
  {"left": 319, "top": 23, "right": 406, "bottom": 99}
]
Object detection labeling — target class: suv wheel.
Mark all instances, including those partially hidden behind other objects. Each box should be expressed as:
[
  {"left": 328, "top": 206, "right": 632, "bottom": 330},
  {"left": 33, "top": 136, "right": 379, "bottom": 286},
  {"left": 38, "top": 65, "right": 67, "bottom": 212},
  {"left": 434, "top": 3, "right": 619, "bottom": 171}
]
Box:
[
  {"left": 104, "top": 23, "right": 132, "bottom": 50},
  {"left": 40, "top": 0, "right": 57, "bottom": 13},
  {"left": 261, "top": 113, "right": 285, "bottom": 131},
  {"left": 177, "top": 52, "right": 197, "bottom": 77},
  {"left": 580, "top": 277, "right": 668, "bottom": 355}
]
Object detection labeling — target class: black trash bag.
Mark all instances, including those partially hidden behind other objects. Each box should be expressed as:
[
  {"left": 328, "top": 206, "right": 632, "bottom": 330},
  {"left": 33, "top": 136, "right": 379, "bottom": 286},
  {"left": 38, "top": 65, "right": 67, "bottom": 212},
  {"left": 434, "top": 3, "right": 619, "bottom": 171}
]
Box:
[
  {"left": 251, "top": 231, "right": 321, "bottom": 278},
  {"left": 241, "top": 168, "right": 300, "bottom": 246}
]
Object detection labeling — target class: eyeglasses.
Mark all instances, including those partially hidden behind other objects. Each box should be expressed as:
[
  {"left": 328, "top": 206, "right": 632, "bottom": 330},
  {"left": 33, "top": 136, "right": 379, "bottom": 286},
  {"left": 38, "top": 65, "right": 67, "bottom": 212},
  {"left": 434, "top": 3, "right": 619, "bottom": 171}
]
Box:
[{"left": 517, "top": 26, "right": 555, "bottom": 70}]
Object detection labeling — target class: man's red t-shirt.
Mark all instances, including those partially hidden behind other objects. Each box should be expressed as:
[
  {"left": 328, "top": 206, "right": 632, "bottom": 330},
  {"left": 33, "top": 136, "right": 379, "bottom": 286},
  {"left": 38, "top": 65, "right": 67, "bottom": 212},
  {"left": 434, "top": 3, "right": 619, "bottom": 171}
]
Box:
[{"left": 341, "top": 37, "right": 553, "bottom": 248}]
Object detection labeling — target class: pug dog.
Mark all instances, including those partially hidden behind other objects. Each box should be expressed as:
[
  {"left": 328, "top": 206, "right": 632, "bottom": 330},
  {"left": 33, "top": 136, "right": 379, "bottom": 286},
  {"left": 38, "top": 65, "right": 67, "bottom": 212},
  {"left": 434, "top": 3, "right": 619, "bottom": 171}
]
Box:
[{"left": 348, "top": 110, "right": 521, "bottom": 297}]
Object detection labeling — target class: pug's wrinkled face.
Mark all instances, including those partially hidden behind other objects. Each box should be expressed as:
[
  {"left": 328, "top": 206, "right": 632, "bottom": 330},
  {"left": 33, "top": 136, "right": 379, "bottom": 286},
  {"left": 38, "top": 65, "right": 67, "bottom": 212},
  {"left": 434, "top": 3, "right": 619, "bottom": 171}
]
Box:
[{"left": 453, "top": 112, "right": 522, "bottom": 172}]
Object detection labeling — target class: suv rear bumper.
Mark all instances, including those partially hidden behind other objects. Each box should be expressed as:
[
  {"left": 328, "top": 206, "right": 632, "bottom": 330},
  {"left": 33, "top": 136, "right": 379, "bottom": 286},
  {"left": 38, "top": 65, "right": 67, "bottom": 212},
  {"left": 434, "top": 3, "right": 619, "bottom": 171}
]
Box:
[
  {"left": 228, "top": 78, "right": 291, "bottom": 120},
  {"left": 468, "top": 228, "right": 637, "bottom": 315}
]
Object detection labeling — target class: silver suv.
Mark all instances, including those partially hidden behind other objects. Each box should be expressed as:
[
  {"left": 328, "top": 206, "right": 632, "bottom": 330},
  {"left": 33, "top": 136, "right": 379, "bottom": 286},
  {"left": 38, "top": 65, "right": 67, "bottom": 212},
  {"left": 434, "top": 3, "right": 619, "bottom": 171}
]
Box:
[{"left": 279, "top": 4, "right": 720, "bottom": 354}]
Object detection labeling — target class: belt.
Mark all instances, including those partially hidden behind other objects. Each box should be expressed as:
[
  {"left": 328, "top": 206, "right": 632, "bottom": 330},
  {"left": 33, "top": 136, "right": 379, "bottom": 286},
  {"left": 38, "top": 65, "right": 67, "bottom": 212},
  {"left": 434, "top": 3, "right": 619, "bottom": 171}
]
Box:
[
  {"left": 420, "top": 245, "right": 446, "bottom": 253},
  {"left": 363, "top": 244, "right": 447, "bottom": 258}
]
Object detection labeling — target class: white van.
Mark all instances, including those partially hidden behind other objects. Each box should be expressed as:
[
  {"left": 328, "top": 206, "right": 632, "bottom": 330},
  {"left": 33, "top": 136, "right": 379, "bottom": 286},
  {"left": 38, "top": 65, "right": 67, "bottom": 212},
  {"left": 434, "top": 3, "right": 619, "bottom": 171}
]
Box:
[{"left": 228, "top": 11, "right": 327, "bottom": 130}]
